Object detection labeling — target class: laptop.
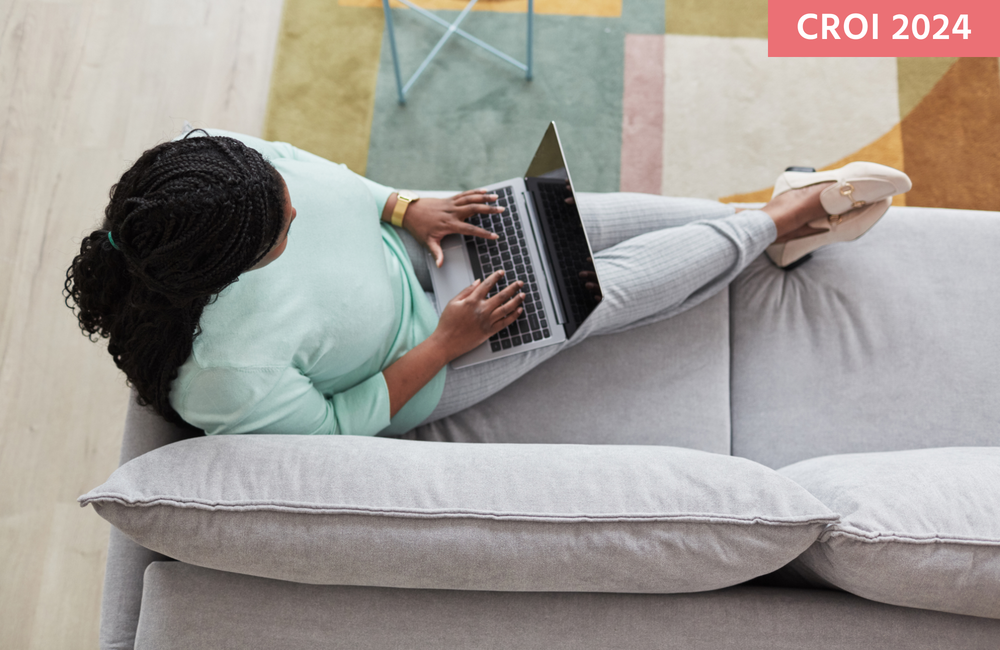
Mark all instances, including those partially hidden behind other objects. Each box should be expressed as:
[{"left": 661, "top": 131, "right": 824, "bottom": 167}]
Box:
[{"left": 427, "top": 122, "right": 604, "bottom": 369}]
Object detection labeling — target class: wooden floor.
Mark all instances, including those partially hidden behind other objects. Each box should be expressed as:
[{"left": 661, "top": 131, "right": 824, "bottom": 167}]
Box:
[{"left": 0, "top": 1, "right": 283, "bottom": 647}]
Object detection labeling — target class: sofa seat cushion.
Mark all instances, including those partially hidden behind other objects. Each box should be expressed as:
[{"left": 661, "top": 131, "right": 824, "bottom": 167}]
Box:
[
  {"left": 779, "top": 447, "right": 1000, "bottom": 619},
  {"left": 729, "top": 207, "right": 1000, "bottom": 469},
  {"left": 135, "top": 562, "right": 1000, "bottom": 650},
  {"left": 81, "top": 435, "right": 836, "bottom": 594}
]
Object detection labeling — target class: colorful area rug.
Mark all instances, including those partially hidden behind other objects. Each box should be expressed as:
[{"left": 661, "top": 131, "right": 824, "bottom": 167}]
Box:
[{"left": 264, "top": 0, "right": 1000, "bottom": 210}]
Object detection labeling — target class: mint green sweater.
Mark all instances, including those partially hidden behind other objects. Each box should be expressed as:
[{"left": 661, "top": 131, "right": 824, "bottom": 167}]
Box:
[{"left": 169, "top": 130, "right": 445, "bottom": 436}]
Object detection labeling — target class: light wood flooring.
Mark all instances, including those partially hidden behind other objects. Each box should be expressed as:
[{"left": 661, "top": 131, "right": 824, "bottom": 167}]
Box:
[{"left": 0, "top": 1, "right": 284, "bottom": 646}]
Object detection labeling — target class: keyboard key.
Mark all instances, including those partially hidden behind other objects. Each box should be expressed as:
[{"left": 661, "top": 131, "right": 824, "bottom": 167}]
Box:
[
  {"left": 540, "top": 317, "right": 548, "bottom": 328},
  {"left": 542, "top": 328, "right": 550, "bottom": 337},
  {"left": 513, "top": 255, "right": 522, "bottom": 265},
  {"left": 532, "top": 331, "right": 543, "bottom": 341},
  {"left": 511, "top": 335, "right": 521, "bottom": 346},
  {"left": 528, "top": 314, "right": 539, "bottom": 330},
  {"left": 491, "top": 341, "right": 502, "bottom": 352},
  {"left": 501, "top": 339, "right": 512, "bottom": 350}
]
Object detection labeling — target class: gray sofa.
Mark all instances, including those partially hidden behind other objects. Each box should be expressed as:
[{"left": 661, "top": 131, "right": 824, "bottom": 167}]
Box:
[{"left": 84, "top": 206, "right": 1000, "bottom": 649}]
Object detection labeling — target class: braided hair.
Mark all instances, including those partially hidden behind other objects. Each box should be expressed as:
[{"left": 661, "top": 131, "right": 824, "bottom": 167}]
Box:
[{"left": 64, "top": 133, "right": 286, "bottom": 423}]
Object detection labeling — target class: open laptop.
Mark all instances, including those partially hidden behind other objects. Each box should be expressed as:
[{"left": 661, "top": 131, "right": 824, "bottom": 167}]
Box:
[{"left": 427, "top": 122, "right": 604, "bottom": 369}]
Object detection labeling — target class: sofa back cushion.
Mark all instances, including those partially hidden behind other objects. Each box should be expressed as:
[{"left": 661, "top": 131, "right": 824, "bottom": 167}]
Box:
[
  {"left": 81, "top": 435, "right": 836, "bottom": 594},
  {"left": 779, "top": 447, "right": 1000, "bottom": 620},
  {"left": 413, "top": 291, "right": 732, "bottom": 451},
  {"left": 729, "top": 207, "right": 1000, "bottom": 468}
]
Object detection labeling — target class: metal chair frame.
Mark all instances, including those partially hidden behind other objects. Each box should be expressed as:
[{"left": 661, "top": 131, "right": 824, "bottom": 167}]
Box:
[{"left": 381, "top": 0, "right": 534, "bottom": 104}]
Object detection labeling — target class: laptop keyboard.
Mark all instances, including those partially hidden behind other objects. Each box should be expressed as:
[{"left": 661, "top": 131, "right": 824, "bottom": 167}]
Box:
[{"left": 464, "top": 186, "right": 552, "bottom": 352}]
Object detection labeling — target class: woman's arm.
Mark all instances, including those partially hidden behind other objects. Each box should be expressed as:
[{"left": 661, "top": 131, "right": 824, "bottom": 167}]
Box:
[{"left": 382, "top": 270, "right": 525, "bottom": 418}]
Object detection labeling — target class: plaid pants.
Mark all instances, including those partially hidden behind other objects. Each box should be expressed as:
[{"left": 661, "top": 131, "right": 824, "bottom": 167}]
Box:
[{"left": 408, "top": 193, "right": 776, "bottom": 424}]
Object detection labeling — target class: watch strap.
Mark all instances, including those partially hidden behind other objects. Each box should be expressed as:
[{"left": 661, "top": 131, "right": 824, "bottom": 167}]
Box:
[{"left": 391, "top": 192, "right": 416, "bottom": 228}]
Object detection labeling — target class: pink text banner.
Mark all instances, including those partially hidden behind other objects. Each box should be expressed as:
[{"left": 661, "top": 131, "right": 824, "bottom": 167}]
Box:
[{"left": 768, "top": 0, "right": 1000, "bottom": 57}]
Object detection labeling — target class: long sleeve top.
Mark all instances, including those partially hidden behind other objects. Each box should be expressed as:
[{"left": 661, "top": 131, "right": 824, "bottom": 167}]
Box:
[{"left": 169, "top": 129, "right": 445, "bottom": 436}]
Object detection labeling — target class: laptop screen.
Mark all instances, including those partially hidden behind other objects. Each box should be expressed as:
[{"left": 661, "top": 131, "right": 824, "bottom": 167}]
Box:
[{"left": 524, "top": 123, "right": 603, "bottom": 338}]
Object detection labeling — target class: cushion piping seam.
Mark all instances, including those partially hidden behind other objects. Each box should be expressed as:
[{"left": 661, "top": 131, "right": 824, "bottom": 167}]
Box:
[
  {"left": 81, "top": 494, "right": 838, "bottom": 525},
  {"left": 821, "top": 528, "right": 1000, "bottom": 546}
]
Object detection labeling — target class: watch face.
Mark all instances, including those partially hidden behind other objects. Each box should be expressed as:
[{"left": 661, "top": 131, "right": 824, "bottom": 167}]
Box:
[{"left": 398, "top": 190, "right": 419, "bottom": 202}]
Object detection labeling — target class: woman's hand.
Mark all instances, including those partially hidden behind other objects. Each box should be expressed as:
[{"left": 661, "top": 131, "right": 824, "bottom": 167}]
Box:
[
  {"left": 430, "top": 271, "right": 525, "bottom": 361},
  {"left": 398, "top": 190, "right": 506, "bottom": 268}
]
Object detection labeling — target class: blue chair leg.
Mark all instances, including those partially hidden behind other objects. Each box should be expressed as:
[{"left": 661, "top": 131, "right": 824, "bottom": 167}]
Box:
[
  {"left": 382, "top": 0, "right": 407, "bottom": 104},
  {"left": 527, "top": 0, "right": 533, "bottom": 81}
]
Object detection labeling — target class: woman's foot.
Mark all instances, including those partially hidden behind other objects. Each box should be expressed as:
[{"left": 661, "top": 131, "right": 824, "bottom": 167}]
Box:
[
  {"left": 761, "top": 182, "right": 834, "bottom": 242},
  {"left": 760, "top": 162, "right": 911, "bottom": 268}
]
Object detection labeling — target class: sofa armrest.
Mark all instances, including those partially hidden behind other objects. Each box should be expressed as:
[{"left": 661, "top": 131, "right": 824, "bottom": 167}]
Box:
[{"left": 99, "top": 393, "right": 199, "bottom": 650}]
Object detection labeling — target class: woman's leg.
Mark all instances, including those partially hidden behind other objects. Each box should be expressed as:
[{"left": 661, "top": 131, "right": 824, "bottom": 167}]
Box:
[
  {"left": 576, "top": 192, "right": 739, "bottom": 252},
  {"left": 419, "top": 196, "right": 776, "bottom": 424}
]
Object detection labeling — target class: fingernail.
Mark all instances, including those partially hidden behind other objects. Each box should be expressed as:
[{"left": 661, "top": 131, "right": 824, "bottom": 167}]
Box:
[
  {"left": 497, "top": 207, "right": 505, "bottom": 212},
  {"left": 492, "top": 233, "right": 499, "bottom": 239}
]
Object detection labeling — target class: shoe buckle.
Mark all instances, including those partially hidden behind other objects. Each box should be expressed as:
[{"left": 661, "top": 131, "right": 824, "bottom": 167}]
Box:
[
  {"left": 828, "top": 213, "right": 843, "bottom": 226},
  {"left": 838, "top": 182, "right": 866, "bottom": 209}
]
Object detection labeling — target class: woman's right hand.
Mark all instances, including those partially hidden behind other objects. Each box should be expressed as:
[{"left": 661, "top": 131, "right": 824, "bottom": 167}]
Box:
[{"left": 431, "top": 271, "right": 525, "bottom": 362}]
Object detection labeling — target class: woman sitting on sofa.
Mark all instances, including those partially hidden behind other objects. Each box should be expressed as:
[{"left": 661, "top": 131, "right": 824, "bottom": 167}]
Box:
[{"left": 64, "top": 129, "right": 910, "bottom": 436}]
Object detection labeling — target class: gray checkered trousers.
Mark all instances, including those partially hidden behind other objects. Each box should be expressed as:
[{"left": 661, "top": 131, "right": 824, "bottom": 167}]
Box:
[{"left": 400, "top": 193, "right": 776, "bottom": 425}]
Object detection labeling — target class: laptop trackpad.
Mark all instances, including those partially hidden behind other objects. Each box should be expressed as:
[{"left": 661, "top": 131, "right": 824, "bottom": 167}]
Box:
[{"left": 434, "top": 235, "right": 475, "bottom": 306}]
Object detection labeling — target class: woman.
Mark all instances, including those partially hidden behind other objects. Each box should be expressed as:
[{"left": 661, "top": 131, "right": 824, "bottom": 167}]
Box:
[{"left": 65, "top": 129, "right": 910, "bottom": 436}]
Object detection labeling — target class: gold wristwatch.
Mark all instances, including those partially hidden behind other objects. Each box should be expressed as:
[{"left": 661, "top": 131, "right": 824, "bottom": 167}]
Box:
[{"left": 391, "top": 190, "right": 420, "bottom": 228}]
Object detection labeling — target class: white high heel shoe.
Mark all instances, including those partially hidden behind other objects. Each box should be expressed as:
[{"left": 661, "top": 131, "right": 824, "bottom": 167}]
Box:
[{"left": 765, "top": 162, "right": 911, "bottom": 269}]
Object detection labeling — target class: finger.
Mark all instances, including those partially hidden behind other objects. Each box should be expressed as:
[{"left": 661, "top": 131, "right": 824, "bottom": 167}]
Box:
[
  {"left": 462, "top": 202, "right": 505, "bottom": 218},
  {"left": 428, "top": 240, "right": 445, "bottom": 268},
  {"left": 493, "top": 303, "right": 524, "bottom": 330},
  {"left": 453, "top": 188, "right": 491, "bottom": 199},
  {"left": 462, "top": 222, "right": 499, "bottom": 240},
  {"left": 491, "top": 292, "right": 525, "bottom": 324},
  {"left": 453, "top": 191, "right": 498, "bottom": 206},
  {"left": 487, "top": 279, "right": 524, "bottom": 309},
  {"left": 474, "top": 270, "right": 505, "bottom": 298},
  {"left": 455, "top": 278, "right": 481, "bottom": 300}
]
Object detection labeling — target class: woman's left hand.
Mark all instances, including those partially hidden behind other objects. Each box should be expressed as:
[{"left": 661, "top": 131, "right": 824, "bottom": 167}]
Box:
[{"left": 400, "top": 190, "right": 505, "bottom": 268}]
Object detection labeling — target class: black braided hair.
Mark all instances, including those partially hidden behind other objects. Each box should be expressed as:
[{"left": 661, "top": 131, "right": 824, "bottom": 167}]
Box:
[{"left": 64, "top": 133, "right": 286, "bottom": 424}]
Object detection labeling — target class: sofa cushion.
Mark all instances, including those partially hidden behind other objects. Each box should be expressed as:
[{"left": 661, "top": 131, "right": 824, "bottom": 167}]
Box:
[
  {"left": 412, "top": 290, "right": 733, "bottom": 450},
  {"left": 729, "top": 207, "right": 1000, "bottom": 468},
  {"left": 778, "top": 447, "right": 1000, "bottom": 619},
  {"left": 80, "top": 435, "right": 836, "bottom": 594},
  {"left": 135, "top": 562, "right": 1000, "bottom": 650}
]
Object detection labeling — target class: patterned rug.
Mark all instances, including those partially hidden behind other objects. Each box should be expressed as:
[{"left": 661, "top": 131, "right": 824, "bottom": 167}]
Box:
[{"left": 264, "top": 0, "right": 1000, "bottom": 210}]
